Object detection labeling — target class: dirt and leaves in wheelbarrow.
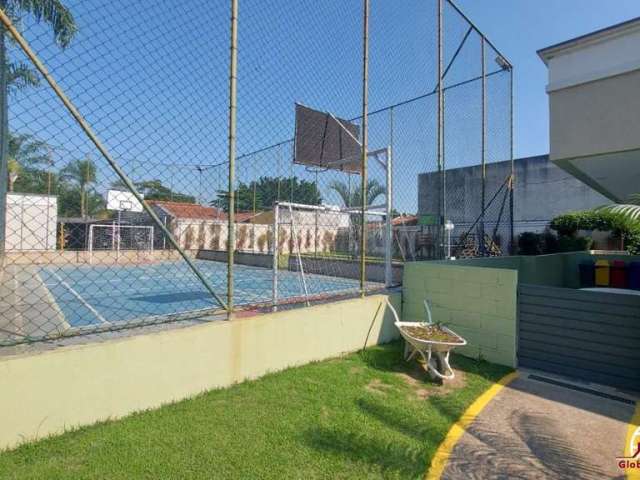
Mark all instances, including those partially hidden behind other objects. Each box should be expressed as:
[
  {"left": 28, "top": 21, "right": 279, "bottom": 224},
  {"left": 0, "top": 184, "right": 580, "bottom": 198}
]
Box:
[{"left": 386, "top": 300, "right": 468, "bottom": 385}]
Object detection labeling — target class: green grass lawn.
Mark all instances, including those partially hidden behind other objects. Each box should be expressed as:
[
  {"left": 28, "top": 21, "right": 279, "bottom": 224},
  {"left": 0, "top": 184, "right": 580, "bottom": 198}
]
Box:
[{"left": 0, "top": 343, "right": 511, "bottom": 479}]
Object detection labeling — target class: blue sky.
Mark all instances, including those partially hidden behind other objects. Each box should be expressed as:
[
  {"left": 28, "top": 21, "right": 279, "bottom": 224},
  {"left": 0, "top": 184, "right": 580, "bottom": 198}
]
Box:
[
  {"left": 454, "top": 0, "right": 640, "bottom": 159},
  {"left": 11, "top": 0, "right": 640, "bottom": 212}
]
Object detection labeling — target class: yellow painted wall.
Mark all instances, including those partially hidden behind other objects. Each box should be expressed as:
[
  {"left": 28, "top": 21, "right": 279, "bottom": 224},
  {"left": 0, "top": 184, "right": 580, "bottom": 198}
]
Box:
[{"left": 0, "top": 293, "right": 400, "bottom": 451}]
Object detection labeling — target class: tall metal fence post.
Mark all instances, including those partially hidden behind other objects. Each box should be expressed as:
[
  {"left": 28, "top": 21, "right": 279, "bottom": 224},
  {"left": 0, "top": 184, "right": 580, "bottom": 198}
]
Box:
[
  {"left": 437, "top": 0, "right": 444, "bottom": 259},
  {"left": 480, "top": 36, "right": 487, "bottom": 256},
  {"left": 509, "top": 66, "right": 515, "bottom": 254},
  {"left": 272, "top": 202, "right": 279, "bottom": 311},
  {"left": 227, "top": 0, "right": 238, "bottom": 318},
  {"left": 0, "top": 22, "right": 8, "bottom": 260},
  {"left": 384, "top": 146, "right": 393, "bottom": 287},
  {"left": 387, "top": 106, "right": 395, "bottom": 284},
  {"left": 359, "top": 0, "right": 369, "bottom": 296}
]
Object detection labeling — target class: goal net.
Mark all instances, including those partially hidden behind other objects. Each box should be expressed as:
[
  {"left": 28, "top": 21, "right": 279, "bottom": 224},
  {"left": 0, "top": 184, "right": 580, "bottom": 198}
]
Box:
[
  {"left": 88, "top": 224, "right": 154, "bottom": 263},
  {"left": 271, "top": 202, "right": 389, "bottom": 308}
]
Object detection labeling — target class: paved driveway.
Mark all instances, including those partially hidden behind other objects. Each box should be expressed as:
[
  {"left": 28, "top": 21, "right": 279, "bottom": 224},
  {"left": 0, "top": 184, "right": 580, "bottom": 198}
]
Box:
[{"left": 441, "top": 373, "right": 636, "bottom": 479}]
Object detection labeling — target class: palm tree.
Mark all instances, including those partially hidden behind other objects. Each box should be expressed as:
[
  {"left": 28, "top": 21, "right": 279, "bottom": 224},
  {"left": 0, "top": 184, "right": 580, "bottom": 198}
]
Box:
[
  {"left": 61, "top": 157, "right": 96, "bottom": 218},
  {"left": 5, "top": 132, "right": 49, "bottom": 191},
  {"left": 328, "top": 179, "right": 386, "bottom": 208},
  {"left": 596, "top": 193, "right": 640, "bottom": 222},
  {"left": 8, "top": 132, "right": 48, "bottom": 165},
  {"left": 1, "top": 0, "right": 77, "bottom": 93},
  {"left": 1, "top": 0, "right": 77, "bottom": 226}
]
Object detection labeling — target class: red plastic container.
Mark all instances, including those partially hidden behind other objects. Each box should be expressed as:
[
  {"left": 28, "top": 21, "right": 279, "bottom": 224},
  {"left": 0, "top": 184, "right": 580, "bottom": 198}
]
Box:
[{"left": 610, "top": 260, "right": 627, "bottom": 289}]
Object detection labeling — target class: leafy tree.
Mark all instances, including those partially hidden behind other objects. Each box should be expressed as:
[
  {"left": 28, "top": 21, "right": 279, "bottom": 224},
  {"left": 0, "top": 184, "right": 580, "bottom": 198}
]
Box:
[
  {"left": 60, "top": 157, "right": 97, "bottom": 218},
  {"left": 111, "top": 178, "right": 196, "bottom": 204},
  {"left": 212, "top": 176, "right": 322, "bottom": 212},
  {"left": 8, "top": 132, "right": 49, "bottom": 165},
  {"left": 13, "top": 165, "right": 54, "bottom": 194},
  {"left": 328, "top": 179, "right": 385, "bottom": 208},
  {"left": 1, "top": 0, "right": 77, "bottom": 215},
  {"left": 57, "top": 183, "right": 104, "bottom": 218},
  {"left": 2, "top": 0, "right": 77, "bottom": 94},
  {"left": 5, "top": 132, "right": 51, "bottom": 191}
]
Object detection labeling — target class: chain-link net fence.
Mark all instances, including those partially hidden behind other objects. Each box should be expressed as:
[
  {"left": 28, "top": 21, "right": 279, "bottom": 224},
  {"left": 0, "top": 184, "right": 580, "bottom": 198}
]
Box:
[{"left": 0, "top": 0, "right": 512, "bottom": 351}]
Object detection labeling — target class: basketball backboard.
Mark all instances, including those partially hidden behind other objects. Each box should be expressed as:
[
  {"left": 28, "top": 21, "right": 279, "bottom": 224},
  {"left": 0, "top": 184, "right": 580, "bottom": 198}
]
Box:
[
  {"left": 293, "top": 103, "right": 362, "bottom": 173},
  {"left": 107, "top": 189, "right": 144, "bottom": 212}
]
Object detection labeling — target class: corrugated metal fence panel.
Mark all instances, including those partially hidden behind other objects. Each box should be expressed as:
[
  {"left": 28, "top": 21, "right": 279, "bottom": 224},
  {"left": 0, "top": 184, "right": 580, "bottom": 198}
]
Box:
[{"left": 518, "top": 284, "right": 640, "bottom": 391}]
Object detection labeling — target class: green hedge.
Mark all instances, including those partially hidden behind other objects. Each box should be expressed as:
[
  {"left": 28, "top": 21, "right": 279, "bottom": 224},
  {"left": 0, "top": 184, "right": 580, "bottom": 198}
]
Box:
[
  {"left": 550, "top": 210, "right": 640, "bottom": 255},
  {"left": 517, "top": 229, "right": 592, "bottom": 255}
]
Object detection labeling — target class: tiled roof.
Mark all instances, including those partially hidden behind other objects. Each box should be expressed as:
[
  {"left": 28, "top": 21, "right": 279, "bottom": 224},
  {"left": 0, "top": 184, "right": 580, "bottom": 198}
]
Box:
[
  {"left": 392, "top": 215, "right": 418, "bottom": 226},
  {"left": 148, "top": 201, "right": 261, "bottom": 223},
  {"left": 148, "top": 201, "right": 226, "bottom": 220},
  {"left": 235, "top": 212, "right": 259, "bottom": 223}
]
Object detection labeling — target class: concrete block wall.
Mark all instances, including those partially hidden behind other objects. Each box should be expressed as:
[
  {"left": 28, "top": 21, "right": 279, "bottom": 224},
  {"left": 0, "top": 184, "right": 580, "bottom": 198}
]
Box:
[{"left": 403, "top": 262, "right": 518, "bottom": 367}]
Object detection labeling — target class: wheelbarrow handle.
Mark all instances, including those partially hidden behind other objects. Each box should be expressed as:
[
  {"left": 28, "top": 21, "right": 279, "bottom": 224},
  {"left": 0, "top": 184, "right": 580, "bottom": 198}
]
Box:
[{"left": 423, "top": 300, "right": 433, "bottom": 325}]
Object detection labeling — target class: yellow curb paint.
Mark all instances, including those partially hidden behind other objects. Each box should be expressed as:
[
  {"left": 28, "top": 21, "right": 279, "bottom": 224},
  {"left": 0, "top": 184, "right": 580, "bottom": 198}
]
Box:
[
  {"left": 626, "top": 402, "right": 640, "bottom": 480},
  {"left": 425, "top": 371, "right": 519, "bottom": 480}
]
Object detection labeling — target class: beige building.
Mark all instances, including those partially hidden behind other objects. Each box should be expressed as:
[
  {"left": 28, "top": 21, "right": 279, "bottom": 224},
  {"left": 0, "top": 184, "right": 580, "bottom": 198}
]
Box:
[
  {"left": 148, "top": 200, "right": 345, "bottom": 254},
  {"left": 538, "top": 17, "right": 640, "bottom": 203}
]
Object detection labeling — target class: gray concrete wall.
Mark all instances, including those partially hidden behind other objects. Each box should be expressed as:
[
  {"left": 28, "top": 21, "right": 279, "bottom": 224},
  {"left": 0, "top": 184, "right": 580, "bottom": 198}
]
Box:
[{"left": 418, "top": 155, "right": 609, "bottom": 234}]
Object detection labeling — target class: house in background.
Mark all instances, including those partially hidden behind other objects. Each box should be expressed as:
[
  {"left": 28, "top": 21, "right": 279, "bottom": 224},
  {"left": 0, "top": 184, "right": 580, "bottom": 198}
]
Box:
[
  {"left": 246, "top": 205, "right": 350, "bottom": 228},
  {"left": 135, "top": 200, "right": 260, "bottom": 251},
  {"left": 145, "top": 201, "right": 227, "bottom": 250}
]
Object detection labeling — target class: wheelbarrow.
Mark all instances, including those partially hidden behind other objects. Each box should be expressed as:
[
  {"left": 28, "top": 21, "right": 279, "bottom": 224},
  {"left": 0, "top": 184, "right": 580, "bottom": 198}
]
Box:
[{"left": 386, "top": 299, "right": 466, "bottom": 381}]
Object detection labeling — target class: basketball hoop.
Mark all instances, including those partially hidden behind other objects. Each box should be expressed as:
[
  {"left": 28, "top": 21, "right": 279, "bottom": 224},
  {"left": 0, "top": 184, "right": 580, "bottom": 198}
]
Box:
[{"left": 107, "top": 189, "right": 143, "bottom": 213}]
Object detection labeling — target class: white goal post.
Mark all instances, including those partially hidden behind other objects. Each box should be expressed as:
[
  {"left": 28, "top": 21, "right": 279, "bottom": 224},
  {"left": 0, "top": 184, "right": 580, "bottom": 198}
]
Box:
[
  {"left": 271, "top": 149, "right": 393, "bottom": 310},
  {"left": 88, "top": 224, "right": 154, "bottom": 263}
]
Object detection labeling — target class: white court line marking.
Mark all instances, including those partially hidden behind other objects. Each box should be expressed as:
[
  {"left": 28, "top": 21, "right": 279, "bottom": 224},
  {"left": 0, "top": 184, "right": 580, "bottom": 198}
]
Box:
[
  {"left": 42, "top": 265, "right": 359, "bottom": 308},
  {"left": 49, "top": 270, "right": 109, "bottom": 324},
  {"left": 42, "top": 268, "right": 350, "bottom": 288}
]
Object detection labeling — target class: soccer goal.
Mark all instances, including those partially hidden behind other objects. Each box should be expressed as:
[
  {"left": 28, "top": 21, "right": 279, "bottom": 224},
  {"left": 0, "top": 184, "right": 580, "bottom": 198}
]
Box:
[
  {"left": 271, "top": 200, "right": 390, "bottom": 309},
  {"left": 88, "top": 224, "right": 154, "bottom": 263}
]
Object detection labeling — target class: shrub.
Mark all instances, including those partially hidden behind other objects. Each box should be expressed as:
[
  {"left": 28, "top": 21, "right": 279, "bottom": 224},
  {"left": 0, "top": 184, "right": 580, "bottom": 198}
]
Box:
[
  {"left": 558, "top": 235, "right": 593, "bottom": 253},
  {"left": 540, "top": 229, "right": 560, "bottom": 254},
  {"left": 550, "top": 212, "right": 583, "bottom": 236},
  {"left": 517, "top": 232, "right": 541, "bottom": 255},
  {"left": 517, "top": 229, "right": 561, "bottom": 256},
  {"left": 550, "top": 209, "right": 640, "bottom": 254}
]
